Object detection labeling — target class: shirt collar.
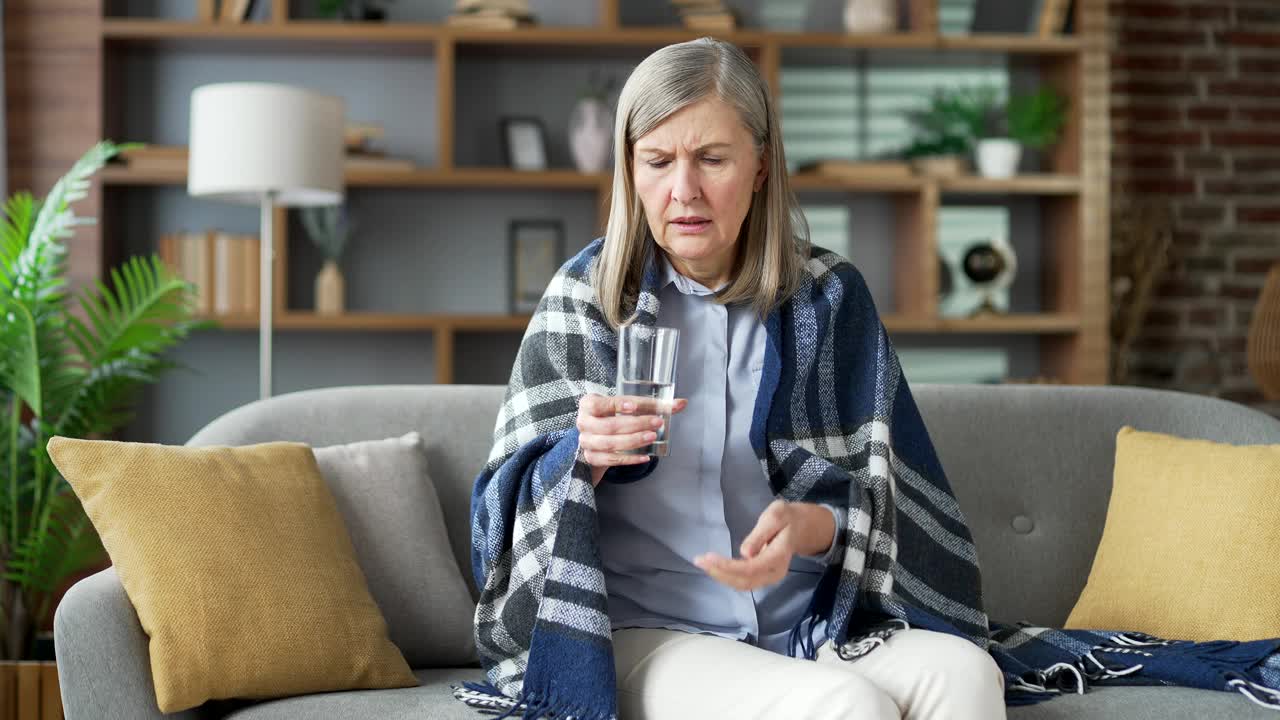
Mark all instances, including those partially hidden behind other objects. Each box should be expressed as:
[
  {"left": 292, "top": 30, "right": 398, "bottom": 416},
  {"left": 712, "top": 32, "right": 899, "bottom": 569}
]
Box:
[{"left": 659, "top": 251, "right": 722, "bottom": 296}]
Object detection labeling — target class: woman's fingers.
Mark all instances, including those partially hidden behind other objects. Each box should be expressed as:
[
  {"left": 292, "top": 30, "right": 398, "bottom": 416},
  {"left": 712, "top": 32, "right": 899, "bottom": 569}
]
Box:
[
  {"left": 579, "top": 429, "right": 658, "bottom": 453},
  {"left": 578, "top": 412, "right": 665, "bottom": 436},
  {"left": 694, "top": 551, "right": 787, "bottom": 591},
  {"left": 740, "top": 500, "right": 789, "bottom": 559},
  {"left": 579, "top": 393, "right": 689, "bottom": 419},
  {"left": 582, "top": 448, "right": 652, "bottom": 467}
]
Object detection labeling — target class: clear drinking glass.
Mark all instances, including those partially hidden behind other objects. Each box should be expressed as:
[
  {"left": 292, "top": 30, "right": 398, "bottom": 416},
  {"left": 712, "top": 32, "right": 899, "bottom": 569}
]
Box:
[{"left": 616, "top": 324, "right": 679, "bottom": 457}]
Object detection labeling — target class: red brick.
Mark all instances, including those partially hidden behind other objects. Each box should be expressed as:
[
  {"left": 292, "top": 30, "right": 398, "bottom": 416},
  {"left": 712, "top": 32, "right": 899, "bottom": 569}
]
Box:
[
  {"left": 1235, "top": 257, "right": 1280, "bottom": 274},
  {"left": 1157, "top": 277, "right": 1208, "bottom": 298},
  {"left": 1189, "top": 6, "right": 1231, "bottom": 22},
  {"left": 1217, "top": 31, "right": 1280, "bottom": 49},
  {"left": 1178, "top": 204, "right": 1226, "bottom": 223},
  {"left": 1237, "top": 206, "right": 1280, "bottom": 223},
  {"left": 1186, "top": 56, "right": 1228, "bottom": 74},
  {"left": 1236, "top": 107, "right": 1280, "bottom": 124},
  {"left": 1133, "top": 336, "right": 1212, "bottom": 354},
  {"left": 1238, "top": 57, "right": 1280, "bottom": 74},
  {"left": 1204, "top": 179, "right": 1280, "bottom": 195},
  {"left": 1116, "top": 28, "right": 1203, "bottom": 47},
  {"left": 1187, "top": 106, "right": 1230, "bottom": 124},
  {"left": 1210, "top": 131, "right": 1280, "bottom": 148},
  {"left": 1204, "top": 231, "right": 1280, "bottom": 249},
  {"left": 1119, "top": 152, "right": 1178, "bottom": 171},
  {"left": 1235, "top": 157, "right": 1280, "bottom": 174},
  {"left": 1114, "top": 79, "right": 1199, "bottom": 96},
  {"left": 1121, "top": 129, "right": 1203, "bottom": 147},
  {"left": 1237, "top": 7, "right": 1280, "bottom": 24},
  {"left": 1183, "top": 153, "right": 1226, "bottom": 172},
  {"left": 1144, "top": 308, "right": 1182, "bottom": 327},
  {"left": 1183, "top": 256, "right": 1226, "bottom": 273},
  {"left": 1117, "top": 2, "right": 1185, "bottom": 20},
  {"left": 1118, "top": 28, "right": 1208, "bottom": 47},
  {"left": 1220, "top": 336, "right": 1249, "bottom": 353},
  {"left": 1208, "top": 80, "right": 1280, "bottom": 98},
  {"left": 1113, "top": 54, "right": 1184, "bottom": 72},
  {"left": 1131, "top": 178, "right": 1197, "bottom": 195},
  {"left": 1113, "top": 104, "right": 1183, "bottom": 123},
  {"left": 1188, "top": 307, "right": 1225, "bottom": 326},
  {"left": 1181, "top": 362, "right": 1220, "bottom": 384}
]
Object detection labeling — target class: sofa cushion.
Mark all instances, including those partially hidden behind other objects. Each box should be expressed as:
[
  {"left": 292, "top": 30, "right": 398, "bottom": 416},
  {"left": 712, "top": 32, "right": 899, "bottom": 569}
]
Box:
[
  {"left": 47, "top": 436, "right": 418, "bottom": 713},
  {"left": 217, "top": 667, "right": 487, "bottom": 720},
  {"left": 1066, "top": 426, "right": 1280, "bottom": 641},
  {"left": 1007, "top": 685, "right": 1278, "bottom": 719},
  {"left": 312, "top": 432, "right": 476, "bottom": 667}
]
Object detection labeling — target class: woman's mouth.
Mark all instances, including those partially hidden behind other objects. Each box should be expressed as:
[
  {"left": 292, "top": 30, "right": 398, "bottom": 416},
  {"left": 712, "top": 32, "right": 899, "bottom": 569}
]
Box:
[{"left": 670, "top": 217, "right": 711, "bottom": 233}]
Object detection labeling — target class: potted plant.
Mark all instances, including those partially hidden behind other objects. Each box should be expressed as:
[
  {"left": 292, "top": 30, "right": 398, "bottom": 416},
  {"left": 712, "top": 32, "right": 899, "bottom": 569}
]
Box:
[
  {"left": 1, "top": 142, "right": 204, "bottom": 697},
  {"left": 569, "top": 69, "right": 617, "bottom": 174},
  {"left": 318, "top": 0, "right": 395, "bottom": 21},
  {"left": 300, "top": 204, "right": 353, "bottom": 315},
  {"left": 900, "top": 85, "right": 997, "bottom": 177},
  {"left": 975, "top": 87, "right": 1068, "bottom": 179}
]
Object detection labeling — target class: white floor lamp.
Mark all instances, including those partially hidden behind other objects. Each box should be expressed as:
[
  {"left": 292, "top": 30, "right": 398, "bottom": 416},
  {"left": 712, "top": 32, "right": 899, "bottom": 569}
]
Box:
[{"left": 187, "top": 83, "right": 345, "bottom": 400}]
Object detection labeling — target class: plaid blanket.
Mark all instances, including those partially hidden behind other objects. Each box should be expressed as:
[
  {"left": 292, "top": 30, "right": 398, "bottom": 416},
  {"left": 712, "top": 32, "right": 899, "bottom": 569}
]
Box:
[{"left": 457, "top": 237, "right": 1280, "bottom": 719}]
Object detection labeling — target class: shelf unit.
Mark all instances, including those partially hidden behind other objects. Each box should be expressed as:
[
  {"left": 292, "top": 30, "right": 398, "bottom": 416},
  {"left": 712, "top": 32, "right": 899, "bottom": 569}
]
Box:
[{"left": 84, "top": 0, "right": 1108, "bottom": 385}]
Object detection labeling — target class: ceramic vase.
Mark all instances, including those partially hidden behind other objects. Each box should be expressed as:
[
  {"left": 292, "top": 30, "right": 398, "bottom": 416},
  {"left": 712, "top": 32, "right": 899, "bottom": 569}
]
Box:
[
  {"left": 569, "top": 96, "right": 613, "bottom": 173},
  {"left": 315, "top": 260, "right": 345, "bottom": 315},
  {"left": 843, "top": 0, "right": 896, "bottom": 33}
]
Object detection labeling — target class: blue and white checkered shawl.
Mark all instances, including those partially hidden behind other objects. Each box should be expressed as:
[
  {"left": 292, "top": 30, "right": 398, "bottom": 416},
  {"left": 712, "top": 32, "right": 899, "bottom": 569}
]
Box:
[{"left": 456, "top": 237, "right": 1280, "bottom": 719}]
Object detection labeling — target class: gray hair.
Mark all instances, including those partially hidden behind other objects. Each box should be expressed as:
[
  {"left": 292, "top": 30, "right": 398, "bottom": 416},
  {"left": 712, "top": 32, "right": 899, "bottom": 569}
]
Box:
[{"left": 592, "top": 37, "right": 810, "bottom": 329}]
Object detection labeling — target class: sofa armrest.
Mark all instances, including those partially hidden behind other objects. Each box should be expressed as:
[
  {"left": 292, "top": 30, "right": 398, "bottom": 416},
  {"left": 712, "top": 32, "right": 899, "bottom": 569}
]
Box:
[{"left": 53, "top": 567, "right": 203, "bottom": 720}]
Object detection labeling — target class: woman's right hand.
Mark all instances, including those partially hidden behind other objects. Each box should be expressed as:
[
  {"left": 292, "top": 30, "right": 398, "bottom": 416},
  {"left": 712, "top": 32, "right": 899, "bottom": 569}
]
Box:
[{"left": 576, "top": 393, "right": 689, "bottom": 487}]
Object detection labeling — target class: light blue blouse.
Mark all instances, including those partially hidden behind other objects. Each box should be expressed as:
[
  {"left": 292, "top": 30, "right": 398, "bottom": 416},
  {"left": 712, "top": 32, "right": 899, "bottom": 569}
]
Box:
[{"left": 595, "top": 250, "right": 845, "bottom": 655}]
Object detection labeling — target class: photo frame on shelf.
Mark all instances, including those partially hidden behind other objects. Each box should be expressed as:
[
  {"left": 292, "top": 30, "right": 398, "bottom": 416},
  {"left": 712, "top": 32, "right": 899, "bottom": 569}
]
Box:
[
  {"left": 500, "top": 116, "right": 549, "bottom": 171},
  {"left": 509, "top": 220, "right": 565, "bottom": 314}
]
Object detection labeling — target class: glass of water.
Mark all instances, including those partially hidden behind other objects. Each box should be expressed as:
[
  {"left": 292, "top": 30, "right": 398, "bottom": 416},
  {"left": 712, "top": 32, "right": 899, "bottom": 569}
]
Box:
[{"left": 616, "top": 324, "right": 679, "bottom": 457}]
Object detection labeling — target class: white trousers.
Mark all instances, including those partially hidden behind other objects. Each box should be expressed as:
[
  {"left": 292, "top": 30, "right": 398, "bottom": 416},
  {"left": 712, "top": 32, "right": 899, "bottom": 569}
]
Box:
[{"left": 612, "top": 627, "right": 1008, "bottom": 720}]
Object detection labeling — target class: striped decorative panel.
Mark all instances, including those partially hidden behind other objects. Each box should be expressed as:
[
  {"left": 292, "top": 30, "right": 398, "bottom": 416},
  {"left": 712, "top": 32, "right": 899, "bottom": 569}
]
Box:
[{"left": 781, "top": 52, "right": 1009, "bottom": 169}]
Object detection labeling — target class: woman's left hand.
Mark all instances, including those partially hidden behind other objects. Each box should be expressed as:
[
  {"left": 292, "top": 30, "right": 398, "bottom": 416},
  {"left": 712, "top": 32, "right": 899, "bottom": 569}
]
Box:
[{"left": 693, "top": 500, "right": 834, "bottom": 591}]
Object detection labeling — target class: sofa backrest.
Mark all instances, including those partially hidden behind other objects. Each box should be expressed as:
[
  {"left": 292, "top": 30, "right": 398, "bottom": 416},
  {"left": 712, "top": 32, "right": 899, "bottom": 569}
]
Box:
[{"left": 189, "top": 383, "right": 1280, "bottom": 631}]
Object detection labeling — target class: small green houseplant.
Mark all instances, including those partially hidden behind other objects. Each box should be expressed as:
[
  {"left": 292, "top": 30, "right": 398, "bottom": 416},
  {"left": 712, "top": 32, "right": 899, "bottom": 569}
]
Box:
[
  {"left": 1, "top": 141, "right": 205, "bottom": 660},
  {"left": 300, "top": 204, "right": 354, "bottom": 314},
  {"left": 900, "top": 85, "right": 1000, "bottom": 177}
]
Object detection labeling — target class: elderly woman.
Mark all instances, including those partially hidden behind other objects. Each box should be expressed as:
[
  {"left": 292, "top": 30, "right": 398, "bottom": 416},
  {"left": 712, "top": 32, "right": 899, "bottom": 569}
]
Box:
[{"left": 461, "top": 38, "right": 1005, "bottom": 720}]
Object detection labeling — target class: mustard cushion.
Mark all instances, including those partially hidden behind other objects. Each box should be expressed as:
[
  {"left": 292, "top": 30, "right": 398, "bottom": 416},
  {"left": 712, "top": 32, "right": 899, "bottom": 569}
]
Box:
[
  {"left": 47, "top": 436, "right": 418, "bottom": 713},
  {"left": 1065, "top": 426, "right": 1280, "bottom": 642}
]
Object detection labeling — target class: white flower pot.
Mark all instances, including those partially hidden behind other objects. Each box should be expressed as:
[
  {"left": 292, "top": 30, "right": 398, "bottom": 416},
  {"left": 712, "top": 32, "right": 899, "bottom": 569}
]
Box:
[
  {"left": 975, "top": 139, "right": 1022, "bottom": 179},
  {"left": 569, "top": 97, "right": 613, "bottom": 173}
]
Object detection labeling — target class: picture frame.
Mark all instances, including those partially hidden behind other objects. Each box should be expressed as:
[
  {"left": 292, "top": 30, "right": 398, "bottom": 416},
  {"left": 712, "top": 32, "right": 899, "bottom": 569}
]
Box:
[
  {"left": 500, "top": 116, "right": 550, "bottom": 171},
  {"left": 509, "top": 220, "right": 566, "bottom": 314}
]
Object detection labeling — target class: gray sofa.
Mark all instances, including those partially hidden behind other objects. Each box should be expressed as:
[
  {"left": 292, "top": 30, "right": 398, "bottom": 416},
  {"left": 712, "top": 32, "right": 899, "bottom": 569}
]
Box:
[{"left": 54, "top": 383, "right": 1280, "bottom": 719}]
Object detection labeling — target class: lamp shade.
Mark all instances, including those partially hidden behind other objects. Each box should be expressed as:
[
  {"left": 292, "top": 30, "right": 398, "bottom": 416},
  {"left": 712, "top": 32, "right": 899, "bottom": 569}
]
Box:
[{"left": 188, "top": 83, "right": 345, "bottom": 207}]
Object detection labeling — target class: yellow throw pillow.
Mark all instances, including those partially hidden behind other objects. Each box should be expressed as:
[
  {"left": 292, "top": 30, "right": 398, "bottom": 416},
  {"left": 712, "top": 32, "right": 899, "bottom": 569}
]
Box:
[
  {"left": 1065, "top": 426, "right": 1280, "bottom": 642},
  {"left": 47, "top": 436, "right": 418, "bottom": 713}
]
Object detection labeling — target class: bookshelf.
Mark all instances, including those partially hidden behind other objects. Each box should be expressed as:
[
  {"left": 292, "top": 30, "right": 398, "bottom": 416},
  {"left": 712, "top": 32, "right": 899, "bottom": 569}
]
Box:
[{"left": 26, "top": 0, "right": 1109, "bottom": 389}]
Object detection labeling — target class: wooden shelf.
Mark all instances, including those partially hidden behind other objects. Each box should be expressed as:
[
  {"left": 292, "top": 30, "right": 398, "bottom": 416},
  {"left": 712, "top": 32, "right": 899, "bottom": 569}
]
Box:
[
  {"left": 101, "top": 19, "right": 1082, "bottom": 56},
  {"left": 102, "top": 164, "right": 609, "bottom": 190},
  {"left": 196, "top": 311, "right": 1077, "bottom": 335},
  {"left": 939, "top": 174, "right": 1082, "bottom": 195},
  {"left": 199, "top": 312, "right": 534, "bottom": 332},
  {"left": 103, "top": 161, "right": 1077, "bottom": 196}
]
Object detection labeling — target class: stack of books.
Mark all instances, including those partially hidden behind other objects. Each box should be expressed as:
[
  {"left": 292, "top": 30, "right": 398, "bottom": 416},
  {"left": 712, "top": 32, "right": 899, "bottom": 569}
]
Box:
[
  {"left": 117, "top": 145, "right": 188, "bottom": 174},
  {"left": 159, "top": 230, "right": 262, "bottom": 317},
  {"left": 672, "top": 0, "right": 737, "bottom": 32},
  {"left": 344, "top": 122, "right": 416, "bottom": 173},
  {"left": 447, "top": 0, "right": 536, "bottom": 30}
]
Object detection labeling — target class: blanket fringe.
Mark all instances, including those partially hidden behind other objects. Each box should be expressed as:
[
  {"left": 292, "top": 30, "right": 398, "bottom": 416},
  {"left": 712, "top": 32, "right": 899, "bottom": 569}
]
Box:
[
  {"left": 1226, "top": 673, "right": 1280, "bottom": 710},
  {"left": 452, "top": 680, "right": 619, "bottom": 720}
]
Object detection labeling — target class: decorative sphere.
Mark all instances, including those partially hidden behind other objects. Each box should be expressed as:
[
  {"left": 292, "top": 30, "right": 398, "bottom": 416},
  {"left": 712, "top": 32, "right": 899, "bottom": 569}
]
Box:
[{"left": 963, "top": 243, "right": 1006, "bottom": 284}]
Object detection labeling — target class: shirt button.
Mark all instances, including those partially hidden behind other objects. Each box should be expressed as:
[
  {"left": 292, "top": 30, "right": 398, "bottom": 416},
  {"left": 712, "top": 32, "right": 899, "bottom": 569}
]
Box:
[{"left": 1011, "top": 515, "right": 1035, "bottom": 534}]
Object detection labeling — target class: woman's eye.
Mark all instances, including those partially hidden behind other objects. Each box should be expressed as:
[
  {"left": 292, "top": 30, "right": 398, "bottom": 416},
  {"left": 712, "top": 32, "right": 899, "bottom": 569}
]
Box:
[
  {"left": 647, "top": 160, "right": 670, "bottom": 169},
  {"left": 702, "top": 157, "right": 722, "bottom": 165}
]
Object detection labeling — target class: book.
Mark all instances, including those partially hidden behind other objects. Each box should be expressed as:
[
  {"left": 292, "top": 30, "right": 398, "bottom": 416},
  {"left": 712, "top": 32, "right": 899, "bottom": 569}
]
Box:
[
  {"left": 214, "top": 231, "right": 235, "bottom": 315},
  {"left": 241, "top": 235, "right": 260, "bottom": 315},
  {"left": 446, "top": 13, "right": 534, "bottom": 29},
  {"left": 220, "top": 0, "right": 254, "bottom": 23},
  {"left": 345, "top": 153, "right": 417, "bottom": 173},
  {"left": 198, "top": 0, "right": 219, "bottom": 22},
  {"left": 455, "top": 0, "right": 530, "bottom": 13},
  {"left": 119, "top": 145, "right": 188, "bottom": 173},
  {"left": 1037, "top": 0, "right": 1070, "bottom": 36}
]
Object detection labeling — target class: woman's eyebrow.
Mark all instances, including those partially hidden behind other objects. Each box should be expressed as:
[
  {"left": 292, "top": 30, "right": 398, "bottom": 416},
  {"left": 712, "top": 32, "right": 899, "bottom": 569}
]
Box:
[{"left": 635, "top": 141, "right": 732, "bottom": 155}]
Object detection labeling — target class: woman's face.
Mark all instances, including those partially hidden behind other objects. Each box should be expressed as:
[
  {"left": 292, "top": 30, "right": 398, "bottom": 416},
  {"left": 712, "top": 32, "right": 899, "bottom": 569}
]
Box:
[{"left": 632, "top": 96, "right": 766, "bottom": 286}]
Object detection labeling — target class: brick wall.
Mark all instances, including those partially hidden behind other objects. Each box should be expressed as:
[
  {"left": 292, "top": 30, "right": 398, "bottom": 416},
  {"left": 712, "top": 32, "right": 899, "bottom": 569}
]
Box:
[{"left": 1111, "top": 0, "right": 1280, "bottom": 417}]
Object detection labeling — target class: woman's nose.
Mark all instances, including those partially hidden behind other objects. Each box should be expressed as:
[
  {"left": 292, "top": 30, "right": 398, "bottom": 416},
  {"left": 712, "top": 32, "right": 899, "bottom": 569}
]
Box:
[{"left": 670, "top": 160, "right": 701, "bottom": 205}]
